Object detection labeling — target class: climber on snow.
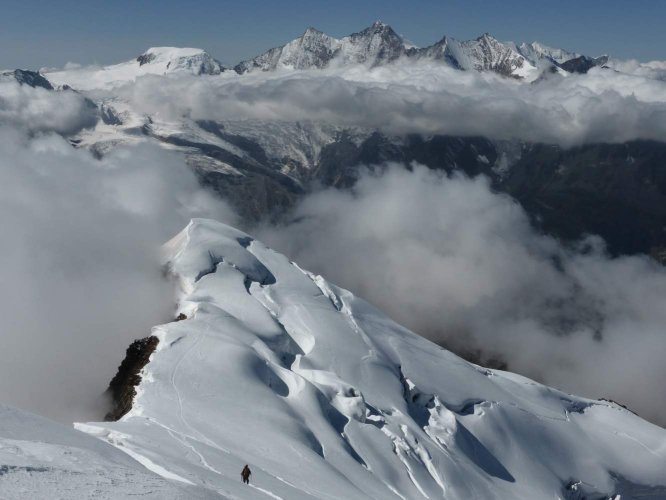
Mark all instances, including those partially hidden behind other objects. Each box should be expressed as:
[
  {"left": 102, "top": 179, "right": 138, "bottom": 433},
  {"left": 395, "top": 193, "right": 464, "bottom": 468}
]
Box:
[{"left": 241, "top": 464, "right": 252, "bottom": 484}]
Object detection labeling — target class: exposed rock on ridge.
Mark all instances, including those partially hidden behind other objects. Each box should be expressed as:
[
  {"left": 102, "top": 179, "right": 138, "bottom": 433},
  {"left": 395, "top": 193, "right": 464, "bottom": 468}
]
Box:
[{"left": 104, "top": 335, "right": 159, "bottom": 421}]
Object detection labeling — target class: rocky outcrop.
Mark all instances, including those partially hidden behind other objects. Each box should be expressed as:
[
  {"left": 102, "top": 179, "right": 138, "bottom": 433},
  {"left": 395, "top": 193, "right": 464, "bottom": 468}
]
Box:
[
  {"left": 104, "top": 336, "right": 159, "bottom": 421},
  {"left": 558, "top": 55, "right": 609, "bottom": 74},
  {"left": 1, "top": 69, "right": 53, "bottom": 90}
]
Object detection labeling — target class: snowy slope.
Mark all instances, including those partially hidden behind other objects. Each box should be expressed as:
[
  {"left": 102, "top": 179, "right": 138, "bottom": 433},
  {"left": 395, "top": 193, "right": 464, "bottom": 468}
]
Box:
[
  {"left": 77, "top": 219, "right": 666, "bottom": 500},
  {"left": 46, "top": 47, "right": 224, "bottom": 90},
  {"left": 0, "top": 404, "right": 216, "bottom": 499}
]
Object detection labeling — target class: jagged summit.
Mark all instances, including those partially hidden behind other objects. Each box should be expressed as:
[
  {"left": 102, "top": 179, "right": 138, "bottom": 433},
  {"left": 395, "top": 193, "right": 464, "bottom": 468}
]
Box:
[{"left": 234, "top": 21, "right": 408, "bottom": 73}]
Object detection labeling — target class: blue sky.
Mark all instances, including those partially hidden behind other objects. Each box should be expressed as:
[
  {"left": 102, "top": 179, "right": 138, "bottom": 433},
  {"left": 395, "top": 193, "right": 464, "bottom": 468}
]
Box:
[{"left": 1, "top": 0, "right": 664, "bottom": 69}]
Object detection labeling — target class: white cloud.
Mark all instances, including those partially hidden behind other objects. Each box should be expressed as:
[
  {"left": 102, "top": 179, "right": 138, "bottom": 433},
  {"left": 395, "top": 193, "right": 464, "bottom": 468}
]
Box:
[
  {"left": 109, "top": 59, "right": 666, "bottom": 146},
  {"left": 0, "top": 80, "right": 97, "bottom": 135},
  {"left": 0, "top": 127, "right": 236, "bottom": 422}
]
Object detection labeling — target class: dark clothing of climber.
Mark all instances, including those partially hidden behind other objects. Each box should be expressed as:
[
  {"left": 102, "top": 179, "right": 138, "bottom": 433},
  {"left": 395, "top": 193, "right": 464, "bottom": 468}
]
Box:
[{"left": 241, "top": 464, "right": 252, "bottom": 484}]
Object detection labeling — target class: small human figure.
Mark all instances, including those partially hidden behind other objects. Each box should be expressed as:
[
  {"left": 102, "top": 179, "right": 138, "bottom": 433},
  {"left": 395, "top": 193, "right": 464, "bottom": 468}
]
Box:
[{"left": 241, "top": 464, "right": 252, "bottom": 484}]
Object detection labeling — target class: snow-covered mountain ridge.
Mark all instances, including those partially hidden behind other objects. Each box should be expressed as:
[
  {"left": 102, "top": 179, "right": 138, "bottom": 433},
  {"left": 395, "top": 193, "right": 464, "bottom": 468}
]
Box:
[
  {"left": 40, "top": 21, "right": 607, "bottom": 88},
  {"left": 64, "top": 218, "right": 666, "bottom": 499}
]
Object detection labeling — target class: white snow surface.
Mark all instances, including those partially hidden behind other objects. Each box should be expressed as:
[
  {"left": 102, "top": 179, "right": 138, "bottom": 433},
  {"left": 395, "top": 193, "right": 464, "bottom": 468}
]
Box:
[
  {"left": 69, "top": 219, "right": 666, "bottom": 499},
  {"left": 0, "top": 404, "right": 216, "bottom": 499}
]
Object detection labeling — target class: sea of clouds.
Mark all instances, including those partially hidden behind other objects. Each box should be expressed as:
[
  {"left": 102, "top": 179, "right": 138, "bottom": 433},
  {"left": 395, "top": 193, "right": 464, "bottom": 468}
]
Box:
[
  {"left": 2, "top": 55, "right": 666, "bottom": 424},
  {"left": 106, "top": 57, "right": 666, "bottom": 146}
]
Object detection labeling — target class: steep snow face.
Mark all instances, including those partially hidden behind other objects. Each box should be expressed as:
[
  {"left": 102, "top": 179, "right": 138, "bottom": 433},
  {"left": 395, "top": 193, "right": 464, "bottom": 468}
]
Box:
[
  {"left": 453, "top": 34, "right": 537, "bottom": 79},
  {"left": 416, "top": 34, "right": 538, "bottom": 79},
  {"left": 46, "top": 47, "right": 224, "bottom": 90},
  {"left": 235, "top": 28, "right": 340, "bottom": 73},
  {"left": 78, "top": 219, "right": 666, "bottom": 500},
  {"left": 0, "top": 405, "right": 213, "bottom": 499}
]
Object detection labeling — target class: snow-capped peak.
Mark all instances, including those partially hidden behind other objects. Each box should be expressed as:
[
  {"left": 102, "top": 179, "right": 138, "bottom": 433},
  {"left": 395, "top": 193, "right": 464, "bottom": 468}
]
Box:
[
  {"left": 45, "top": 47, "right": 224, "bottom": 91},
  {"left": 135, "top": 46, "right": 224, "bottom": 75}
]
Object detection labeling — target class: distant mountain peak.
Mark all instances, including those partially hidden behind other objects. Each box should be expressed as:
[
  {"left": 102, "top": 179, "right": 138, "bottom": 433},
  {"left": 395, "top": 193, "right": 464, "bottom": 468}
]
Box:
[
  {"left": 356, "top": 20, "right": 400, "bottom": 38},
  {"left": 302, "top": 26, "right": 325, "bottom": 37},
  {"left": 133, "top": 47, "right": 224, "bottom": 75}
]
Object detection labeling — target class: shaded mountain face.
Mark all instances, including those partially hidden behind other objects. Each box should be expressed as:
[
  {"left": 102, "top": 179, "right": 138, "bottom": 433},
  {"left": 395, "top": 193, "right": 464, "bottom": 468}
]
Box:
[
  {"left": 184, "top": 128, "right": 666, "bottom": 259},
  {"left": 558, "top": 54, "right": 609, "bottom": 74},
  {"left": 500, "top": 140, "right": 666, "bottom": 257}
]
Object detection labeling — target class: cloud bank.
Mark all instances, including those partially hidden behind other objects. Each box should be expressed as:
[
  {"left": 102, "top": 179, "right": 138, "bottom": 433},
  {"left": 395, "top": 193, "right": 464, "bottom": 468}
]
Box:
[
  {"left": 111, "top": 59, "right": 666, "bottom": 146},
  {"left": 256, "top": 165, "right": 666, "bottom": 425},
  {"left": 0, "top": 85, "right": 234, "bottom": 421},
  {"left": 0, "top": 80, "right": 97, "bottom": 135}
]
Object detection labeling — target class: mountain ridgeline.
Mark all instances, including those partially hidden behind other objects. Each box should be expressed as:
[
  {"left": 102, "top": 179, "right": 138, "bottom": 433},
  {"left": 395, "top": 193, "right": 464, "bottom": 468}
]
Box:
[{"left": 233, "top": 21, "right": 605, "bottom": 78}]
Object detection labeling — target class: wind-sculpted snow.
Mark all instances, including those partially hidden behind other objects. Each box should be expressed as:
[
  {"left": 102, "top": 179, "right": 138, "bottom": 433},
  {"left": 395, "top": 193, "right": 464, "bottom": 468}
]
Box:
[{"left": 78, "top": 219, "right": 666, "bottom": 499}]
